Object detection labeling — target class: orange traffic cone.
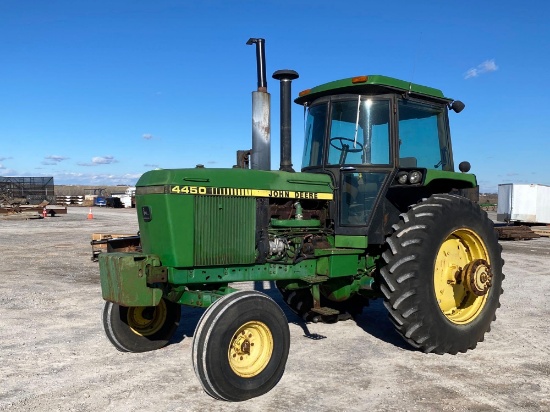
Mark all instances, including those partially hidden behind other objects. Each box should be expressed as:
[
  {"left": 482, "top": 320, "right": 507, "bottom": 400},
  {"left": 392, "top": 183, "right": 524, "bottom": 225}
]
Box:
[{"left": 87, "top": 208, "right": 94, "bottom": 220}]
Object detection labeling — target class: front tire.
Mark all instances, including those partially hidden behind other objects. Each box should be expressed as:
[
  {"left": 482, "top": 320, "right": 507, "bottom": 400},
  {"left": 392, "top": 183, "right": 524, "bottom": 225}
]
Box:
[
  {"left": 379, "top": 194, "right": 504, "bottom": 354},
  {"left": 102, "top": 298, "right": 181, "bottom": 352},
  {"left": 192, "top": 290, "right": 290, "bottom": 401}
]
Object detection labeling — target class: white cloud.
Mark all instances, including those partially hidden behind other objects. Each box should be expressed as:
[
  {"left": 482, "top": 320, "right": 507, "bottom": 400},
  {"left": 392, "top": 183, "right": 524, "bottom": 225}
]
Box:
[
  {"left": 45, "top": 155, "right": 69, "bottom": 163},
  {"left": 143, "top": 134, "right": 154, "bottom": 140},
  {"left": 43, "top": 155, "right": 69, "bottom": 165},
  {"left": 50, "top": 171, "right": 141, "bottom": 185},
  {"left": 0, "top": 156, "right": 13, "bottom": 162},
  {"left": 465, "top": 59, "right": 498, "bottom": 79},
  {"left": 0, "top": 163, "right": 5, "bottom": 169},
  {"left": 0, "top": 168, "right": 19, "bottom": 175},
  {"left": 92, "top": 156, "right": 117, "bottom": 165},
  {"left": 77, "top": 156, "right": 118, "bottom": 167}
]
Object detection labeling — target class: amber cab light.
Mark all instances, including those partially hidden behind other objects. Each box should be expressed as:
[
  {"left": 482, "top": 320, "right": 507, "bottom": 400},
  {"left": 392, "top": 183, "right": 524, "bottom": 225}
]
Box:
[
  {"left": 298, "top": 89, "right": 311, "bottom": 97},
  {"left": 352, "top": 76, "right": 368, "bottom": 84}
]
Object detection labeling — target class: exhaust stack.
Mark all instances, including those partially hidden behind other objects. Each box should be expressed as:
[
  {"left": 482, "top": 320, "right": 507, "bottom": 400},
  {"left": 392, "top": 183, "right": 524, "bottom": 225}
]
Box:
[
  {"left": 272, "top": 70, "right": 299, "bottom": 173},
  {"left": 247, "top": 38, "right": 271, "bottom": 171}
]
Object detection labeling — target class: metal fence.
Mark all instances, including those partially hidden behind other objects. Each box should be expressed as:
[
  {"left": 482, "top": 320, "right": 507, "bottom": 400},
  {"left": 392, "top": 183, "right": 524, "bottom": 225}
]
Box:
[{"left": 0, "top": 177, "right": 55, "bottom": 205}]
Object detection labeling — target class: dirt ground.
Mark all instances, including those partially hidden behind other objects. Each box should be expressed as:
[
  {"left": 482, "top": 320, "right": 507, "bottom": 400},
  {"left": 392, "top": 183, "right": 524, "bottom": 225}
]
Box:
[{"left": 1, "top": 207, "right": 549, "bottom": 411}]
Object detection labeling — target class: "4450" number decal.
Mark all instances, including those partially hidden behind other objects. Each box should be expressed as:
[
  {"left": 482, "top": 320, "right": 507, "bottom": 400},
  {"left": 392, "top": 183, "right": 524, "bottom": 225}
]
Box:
[{"left": 171, "top": 185, "right": 207, "bottom": 194}]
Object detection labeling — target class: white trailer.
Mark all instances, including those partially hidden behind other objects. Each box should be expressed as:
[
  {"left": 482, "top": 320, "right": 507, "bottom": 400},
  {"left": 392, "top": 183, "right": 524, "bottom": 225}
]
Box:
[
  {"left": 120, "top": 186, "right": 136, "bottom": 208},
  {"left": 497, "top": 183, "right": 550, "bottom": 224}
]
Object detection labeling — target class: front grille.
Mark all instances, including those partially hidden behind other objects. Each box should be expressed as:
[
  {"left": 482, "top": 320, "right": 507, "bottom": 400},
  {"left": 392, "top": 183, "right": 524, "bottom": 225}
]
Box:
[{"left": 194, "top": 196, "right": 256, "bottom": 266}]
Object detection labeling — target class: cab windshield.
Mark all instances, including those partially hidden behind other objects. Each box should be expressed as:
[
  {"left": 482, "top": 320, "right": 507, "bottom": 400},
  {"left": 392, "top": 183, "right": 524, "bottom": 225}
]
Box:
[{"left": 302, "top": 97, "right": 391, "bottom": 168}]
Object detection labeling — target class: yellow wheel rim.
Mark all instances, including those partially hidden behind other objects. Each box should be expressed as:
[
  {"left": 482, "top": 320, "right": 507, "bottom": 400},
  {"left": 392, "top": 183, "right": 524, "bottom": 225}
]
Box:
[
  {"left": 434, "top": 228, "right": 492, "bottom": 324},
  {"left": 228, "top": 321, "right": 273, "bottom": 378},
  {"left": 127, "top": 300, "right": 167, "bottom": 336}
]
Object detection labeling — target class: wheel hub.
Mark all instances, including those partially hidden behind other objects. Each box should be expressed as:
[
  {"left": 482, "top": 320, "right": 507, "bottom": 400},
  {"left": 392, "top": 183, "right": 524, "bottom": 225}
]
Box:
[
  {"left": 461, "top": 259, "right": 493, "bottom": 296},
  {"left": 231, "top": 331, "right": 252, "bottom": 356},
  {"left": 434, "top": 228, "right": 491, "bottom": 324},
  {"left": 127, "top": 301, "right": 167, "bottom": 336},
  {"left": 228, "top": 321, "right": 273, "bottom": 378}
]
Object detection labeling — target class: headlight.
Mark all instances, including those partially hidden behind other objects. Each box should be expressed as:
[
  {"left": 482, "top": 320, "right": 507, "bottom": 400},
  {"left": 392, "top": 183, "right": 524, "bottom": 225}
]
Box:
[
  {"left": 408, "top": 171, "right": 423, "bottom": 184},
  {"left": 396, "top": 171, "right": 409, "bottom": 184}
]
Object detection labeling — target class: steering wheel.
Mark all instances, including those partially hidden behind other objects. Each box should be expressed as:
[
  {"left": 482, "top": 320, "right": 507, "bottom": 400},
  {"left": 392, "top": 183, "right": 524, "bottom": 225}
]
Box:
[{"left": 330, "top": 137, "right": 364, "bottom": 153}]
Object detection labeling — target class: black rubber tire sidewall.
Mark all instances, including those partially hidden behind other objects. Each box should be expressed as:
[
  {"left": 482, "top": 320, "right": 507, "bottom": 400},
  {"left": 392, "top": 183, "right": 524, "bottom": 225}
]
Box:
[
  {"left": 102, "top": 299, "right": 181, "bottom": 353},
  {"left": 193, "top": 291, "right": 290, "bottom": 401}
]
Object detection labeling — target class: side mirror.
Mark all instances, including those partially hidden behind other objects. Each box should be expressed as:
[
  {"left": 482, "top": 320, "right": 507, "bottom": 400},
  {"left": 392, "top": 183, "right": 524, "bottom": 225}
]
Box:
[{"left": 451, "top": 100, "right": 465, "bottom": 113}]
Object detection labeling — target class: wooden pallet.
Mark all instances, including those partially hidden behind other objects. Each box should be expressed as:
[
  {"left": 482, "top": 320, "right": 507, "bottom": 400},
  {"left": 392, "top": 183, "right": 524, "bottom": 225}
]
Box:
[
  {"left": 91, "top": 233, "right": 138, "bottom": 261},
  {"left": 495, "top": 226, "right": 541, "bottom": 240},
  {"left": 530, "top": 226, "right": 550, "bottom": 237}
]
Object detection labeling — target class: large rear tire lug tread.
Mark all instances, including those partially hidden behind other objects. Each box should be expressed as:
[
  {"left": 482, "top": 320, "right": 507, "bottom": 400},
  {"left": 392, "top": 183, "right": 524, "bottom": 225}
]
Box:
[
  {"left": 388, "top": 255, "right": 417, "bottom": 273},
  {"left": 411, "top": 203, "right": 444, "bottom": 211},
  {"left": 386, "top": 309, "right": 405, "bottom": 327},
  {"left": 401, "top": 238, "right": 422, "bottom": 247},
  {"left": 401, "top": 306, "right": 418, "bottom": 318},
  {"left": 404, "top": 337, "right": 422, "bottom": 349},
  {"left": 392, "top": 289, "right": 416, "bottom": 310},
  {"left": 389, "top": 317, "right": 405, "bottom": 331},
  {"left": 378, "top": 194, "right": 504, "bottom": 355},
  {"left": 379, "top": 284, "right": 391, "bottom": 300},
  {"left": 423, "top": 344, "right": 438, "bottom": 354},
  {"left": 385, "top": 237, "right": 398, "bottom": 255},
  {"left": 413, "top": 212, "right": 434, "bottom": 219},
  {"left": 395, "top": 225, "right": 426, "bottom": 239},
  {"left": 416, "top": 334, "right": 430, "bottom": 345},
  {"left": 404, "top": 321, "right": 423, "bottom": 339},
  {"left": 396, "top": 272, "right": 415, "bottom": 284},
  {"left": 379, "top": 268, "right": 396, "bottom": 292}
]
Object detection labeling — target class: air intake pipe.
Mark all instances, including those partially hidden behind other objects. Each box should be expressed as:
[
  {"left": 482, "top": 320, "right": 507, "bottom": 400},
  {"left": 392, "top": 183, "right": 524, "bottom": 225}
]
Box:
[
  {"left": 247, "top": 38, "right": 271, "bottom": 171},
  {"left": 272, "top": 70, "right": 299, "bottom": 173}
]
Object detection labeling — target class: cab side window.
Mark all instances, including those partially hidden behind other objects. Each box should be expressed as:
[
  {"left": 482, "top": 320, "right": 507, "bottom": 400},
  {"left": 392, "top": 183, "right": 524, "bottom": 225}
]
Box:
[{"left": 398, "top": 100, "right": 451, "bottom": 170}]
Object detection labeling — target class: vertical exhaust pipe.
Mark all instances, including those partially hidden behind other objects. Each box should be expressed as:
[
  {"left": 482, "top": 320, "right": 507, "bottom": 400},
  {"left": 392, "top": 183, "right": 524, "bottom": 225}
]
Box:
[
  {"left": 247, "top": 38, "right": 271, "bottom": 171},
  {"left": 272, "top": 69, "right": 299, "bottom": 173},
  {"left": 247, "top": 38, "right": 267, "bottom": 92}
]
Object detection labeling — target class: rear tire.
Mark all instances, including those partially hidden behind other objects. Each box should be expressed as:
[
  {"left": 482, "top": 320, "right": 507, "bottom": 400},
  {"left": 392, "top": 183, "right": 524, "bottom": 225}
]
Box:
[
  {"left": 192, "top": 290, "right": 290, "bottom": 401},
  {"left": 378, "top": 194, "right": 504, "bottom": 354},
  {"left": 102, "top": 298, "right": 181, "bottom": 352}
]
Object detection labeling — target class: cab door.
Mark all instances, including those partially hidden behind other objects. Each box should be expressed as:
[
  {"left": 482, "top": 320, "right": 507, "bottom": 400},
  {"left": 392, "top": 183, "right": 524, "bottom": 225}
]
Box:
[{"left": 324, "top": 96, "right": 395, "bottom": 235}]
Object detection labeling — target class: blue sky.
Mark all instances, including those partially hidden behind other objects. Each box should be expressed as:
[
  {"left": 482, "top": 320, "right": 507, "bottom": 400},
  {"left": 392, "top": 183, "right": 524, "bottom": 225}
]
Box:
[{"left": 1, "top": 1, "right": 548, "bottom": 192}]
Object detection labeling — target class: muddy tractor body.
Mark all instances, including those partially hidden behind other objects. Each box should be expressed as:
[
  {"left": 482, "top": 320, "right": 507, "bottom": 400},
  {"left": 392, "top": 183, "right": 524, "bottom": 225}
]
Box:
[{"left": 99, "top": 39, "right": 503, "bottom": 401}]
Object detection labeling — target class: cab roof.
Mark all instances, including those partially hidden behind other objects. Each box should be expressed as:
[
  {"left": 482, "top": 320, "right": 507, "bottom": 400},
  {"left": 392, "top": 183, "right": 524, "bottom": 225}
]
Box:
[{"left": 294, "top": 75, "right": 453, "bottom": 106}]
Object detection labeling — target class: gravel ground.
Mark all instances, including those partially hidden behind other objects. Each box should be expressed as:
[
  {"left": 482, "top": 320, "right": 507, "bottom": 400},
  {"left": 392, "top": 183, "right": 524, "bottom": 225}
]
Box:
[{"left": 0, "top": 207, "right": 549, "bottom": 411}]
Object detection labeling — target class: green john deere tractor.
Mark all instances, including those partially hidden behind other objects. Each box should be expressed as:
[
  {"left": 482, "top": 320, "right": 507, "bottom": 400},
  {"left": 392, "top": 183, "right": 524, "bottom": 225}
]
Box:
[{"left": 99, "top": 38, "right": 503, "bottom": 401}]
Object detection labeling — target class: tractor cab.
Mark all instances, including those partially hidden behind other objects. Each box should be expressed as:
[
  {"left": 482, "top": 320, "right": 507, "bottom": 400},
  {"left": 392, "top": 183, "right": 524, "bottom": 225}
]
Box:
[{"left": 295, "top": 75, "right": 467, "bottom": 239}]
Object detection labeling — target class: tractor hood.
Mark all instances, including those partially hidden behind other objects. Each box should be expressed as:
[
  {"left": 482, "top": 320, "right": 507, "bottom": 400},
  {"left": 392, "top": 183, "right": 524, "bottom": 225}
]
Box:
[{"left": 136, "top": 168, "right": 334, "bottom": 200}]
